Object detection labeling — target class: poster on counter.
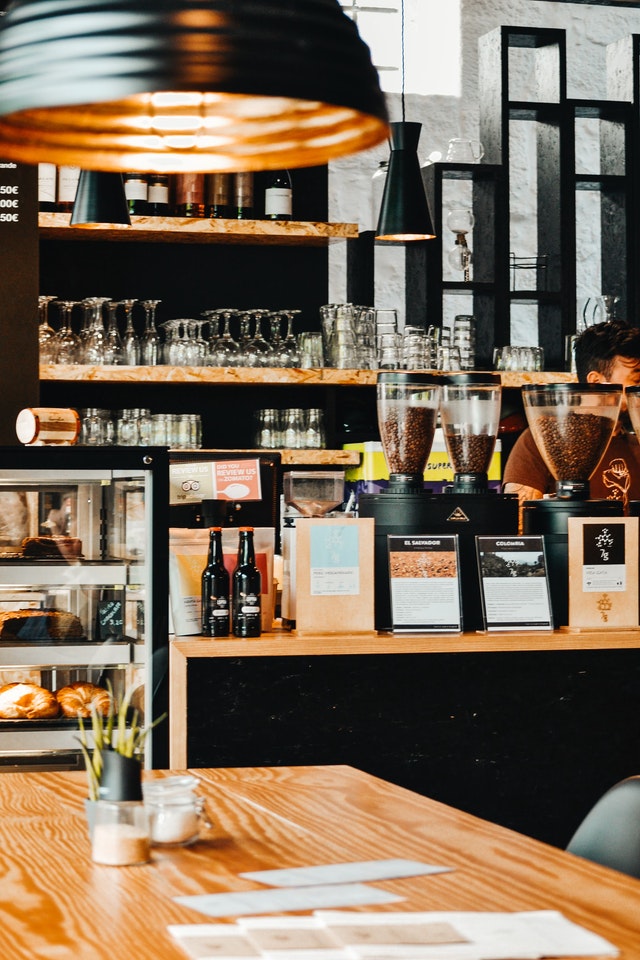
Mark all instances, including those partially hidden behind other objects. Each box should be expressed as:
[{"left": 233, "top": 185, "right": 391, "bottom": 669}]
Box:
[
  {"left": 387, "top": 534, "right": 462, "bottom": 632},
  {"left": 476, "top": 535, "right": 553, "bottom": 631},
  {"left": 567, "top": 516, "right": 639, "bottom": 629}
]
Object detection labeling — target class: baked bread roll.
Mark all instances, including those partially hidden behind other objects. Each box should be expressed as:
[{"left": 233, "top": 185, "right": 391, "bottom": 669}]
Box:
[
  {"left": 55, "top": 681, "right": 112, "bottom": 718},
  {"left": 0, "top": 608, "right": 83, "bottom": 641},
  {"left": 22, "top": 536, "right": 82, "bottom": 559},
  {"left": 0, "top": 682, "right": 60, "bottom": 719}
]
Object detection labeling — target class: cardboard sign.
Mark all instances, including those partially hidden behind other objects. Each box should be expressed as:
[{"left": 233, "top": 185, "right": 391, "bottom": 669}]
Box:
[
  {"left": 567, "top": 517, "right": 639, "bottom": 629},
  {"left": 476, "top": 535, "right": 553, "bottom": 631},
  {"left": 388, "top": 534, "right": 462, "bottom": 633},
  {"left": 294, "top": 518, "right": 375, "bottom": 634}
]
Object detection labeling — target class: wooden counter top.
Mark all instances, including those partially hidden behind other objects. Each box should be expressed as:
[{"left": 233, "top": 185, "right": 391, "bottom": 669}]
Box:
[{"left": 1, "top": 765, "right": 639, "bottom": 959}]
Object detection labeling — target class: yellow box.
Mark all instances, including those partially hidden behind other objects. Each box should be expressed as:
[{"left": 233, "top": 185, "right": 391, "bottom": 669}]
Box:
[{"left": 344, "top": 429, "right": 502, "bottom": 483}]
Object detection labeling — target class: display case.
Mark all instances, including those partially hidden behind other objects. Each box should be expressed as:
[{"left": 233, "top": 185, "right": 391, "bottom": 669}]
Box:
[{"left": 0, "top": 446, "right": 169, "bottom": 771}]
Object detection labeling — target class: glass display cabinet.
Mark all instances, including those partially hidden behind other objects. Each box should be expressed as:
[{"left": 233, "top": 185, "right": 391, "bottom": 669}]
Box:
[{"left": 0, "top": 446, "right": 169, "bottom": 771}]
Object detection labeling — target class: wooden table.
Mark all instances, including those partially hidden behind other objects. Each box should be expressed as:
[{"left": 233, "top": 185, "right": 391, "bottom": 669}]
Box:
[{"left": 1, "top": 765, "right": 638, "bottom": 960}]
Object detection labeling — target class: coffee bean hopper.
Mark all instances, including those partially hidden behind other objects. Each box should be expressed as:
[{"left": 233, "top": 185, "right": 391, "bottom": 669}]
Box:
[
  {"left": 521, "top": 383, "right": 624, "bottom": 626},
  {"left": 358, "top": 371, "right": 518, "bottom": 631}
]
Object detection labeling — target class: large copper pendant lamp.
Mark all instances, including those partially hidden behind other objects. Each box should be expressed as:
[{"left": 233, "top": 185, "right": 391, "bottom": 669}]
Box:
[{"left": 0, "top": 0, "right": 389, "bottom": 172}]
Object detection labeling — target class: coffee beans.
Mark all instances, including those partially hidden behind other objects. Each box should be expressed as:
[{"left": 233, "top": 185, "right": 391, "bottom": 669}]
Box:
[
  {"left": 381, "top": 406, "right": 437, "bottom": 474},
  {"left": 445, "top": 433, "right": 495, "bottom": 473},
  {"left": 530, "top": 411, "right": 613, "bottom": 479}
]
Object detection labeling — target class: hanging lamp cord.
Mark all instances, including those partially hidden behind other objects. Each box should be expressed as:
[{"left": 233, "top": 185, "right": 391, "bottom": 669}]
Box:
[{"left": 400, "top": 0, "right": 406, "bottom": 122}]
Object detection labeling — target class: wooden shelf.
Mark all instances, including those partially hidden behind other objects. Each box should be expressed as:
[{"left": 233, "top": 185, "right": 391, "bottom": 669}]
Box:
[
  {"left": 188, "top": 448, "right": 360, "bottom": 466},
  {"left": 40, "top": 364, "right": 576, "bottom": 387},
  {"left": 38, "top": 213, "right": 358, "bottom": 246}
]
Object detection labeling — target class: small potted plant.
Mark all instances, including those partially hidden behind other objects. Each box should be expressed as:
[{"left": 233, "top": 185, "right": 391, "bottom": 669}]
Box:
[{"left": 77, "top": 684, "right": 163, "bottom": 803}]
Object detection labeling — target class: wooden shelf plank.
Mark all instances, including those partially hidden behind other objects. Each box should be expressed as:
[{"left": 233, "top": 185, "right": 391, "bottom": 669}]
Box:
[
  {"left": 39, "top": 364, "right": 576, "bottom": 388},
  {"left": 39, "top": 213, "right": 358, "bottom": 246}
]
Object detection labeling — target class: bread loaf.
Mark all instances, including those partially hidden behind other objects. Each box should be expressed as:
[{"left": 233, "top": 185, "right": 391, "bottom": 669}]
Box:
[
  {"left": 0, "top": 682, "right": 60, "bottom": 719},
  {"left": 22, "top": 536, "right": 82, "bottom": 559},
  {"left": 0, "top": 608, "right": 83, "bottom": 641},
  {"left": 55, "top": 681, "right": 112, "bottom": 718}
]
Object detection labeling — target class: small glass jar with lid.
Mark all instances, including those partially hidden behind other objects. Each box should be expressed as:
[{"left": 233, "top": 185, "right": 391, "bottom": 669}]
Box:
[{"left": 143, "top": 775, "right": 207, "bottom": 847}]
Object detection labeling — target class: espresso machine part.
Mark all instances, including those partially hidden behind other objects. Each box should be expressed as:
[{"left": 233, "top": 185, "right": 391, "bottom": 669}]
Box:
[
  {"left": 521, "top": 383, "right": 624, "bottom": 626},
  {"left": 359, "top": 371, "right": 517, "bottom": 631},
  {"left": 440, "top": 373, "right": 502, "bottom": 494}
]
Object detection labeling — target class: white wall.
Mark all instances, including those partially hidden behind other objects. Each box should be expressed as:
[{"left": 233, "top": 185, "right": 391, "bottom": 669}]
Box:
[{"left": 329, "top": 0, "right": 640, "bottom": 338}]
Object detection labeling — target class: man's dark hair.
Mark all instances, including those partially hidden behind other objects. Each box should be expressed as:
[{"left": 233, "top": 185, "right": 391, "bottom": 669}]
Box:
[{"left": 574, "top": 319, "right": 640, "bottom": 381}]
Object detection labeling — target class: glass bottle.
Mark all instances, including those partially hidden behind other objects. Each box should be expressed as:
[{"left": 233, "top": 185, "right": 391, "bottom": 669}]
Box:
[
  {"left": 38, "top": 163, "right": 57, "bottom": 212},
  {"left": 56, "top": 165, "right": 81, "bottom": 212},
  {"left": 123, "top": 173, "right": 149, "bottom": 215},
  {"left": 147, "top": 174, "right": 170, "bottom": 216},
  {"left": 173, "top": 173, "right": 205, "bottom": 217},
  {"left": 264, "top": 169, "right": 292, "bottom": 220},
  {"left": 232, "top": 527, "right": 262, "bottom": 638},
  {"left": 233, "top": 172, "right": 254, "bottom": 219},
  {"left": 201, "top": 526, "right": 230, "bottom": 637},
  {"left": 206, "top": 173, "right": 232, "bottom": 218}
]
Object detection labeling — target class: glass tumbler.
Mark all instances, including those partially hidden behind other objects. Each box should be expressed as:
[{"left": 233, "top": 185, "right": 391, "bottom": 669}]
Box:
[{"left": 91, "top": 800, "right": 150, "bottom": 865}]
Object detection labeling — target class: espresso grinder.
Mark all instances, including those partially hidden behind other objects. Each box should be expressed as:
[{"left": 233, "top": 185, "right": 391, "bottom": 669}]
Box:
[
  {"left": 358, "top": 371, "right": 519, "bottom": 631},
  {"left": 521, "top": 383, "right": 624, "bottom": 626}
]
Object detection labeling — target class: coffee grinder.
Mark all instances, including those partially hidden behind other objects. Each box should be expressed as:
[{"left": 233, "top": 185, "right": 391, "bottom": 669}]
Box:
[
  {"left": 358, "top": 371, "right": 519, "bottom": 631},
  {"left": 521, "top": 383, "right": 624, "bottom": 626}
]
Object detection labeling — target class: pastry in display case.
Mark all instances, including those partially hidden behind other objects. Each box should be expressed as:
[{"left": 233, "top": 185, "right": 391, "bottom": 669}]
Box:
[{"left": 0, "top": 446, "right": 169, "bottom": 771}]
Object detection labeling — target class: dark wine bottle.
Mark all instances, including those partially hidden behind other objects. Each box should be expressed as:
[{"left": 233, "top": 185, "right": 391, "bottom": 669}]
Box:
[
  {"left": 231, "top": 526, "right": 262, "bottom": 637},
  {"left": 38, "top": 163, "right": 57, "bottom": 212},
  {"left": 264, "top": 169, "right": 292, "bottom": 220},
  {"left": 206, "top": 173, "right": 232, "bottom": 218},
  {"left": 201, "top": 527, "right": 230, "bottom": 637},
  {"left": 233, "top": 172, "right": 254, "bottom": 219},
  {"left": 147, "top": 173, "right": 170, "bottom": 216},
  {"left": 123, "top": 173, "right": 149, "bottom": 215},
  {"left": 173, "top": 173, "right": 205, "bottom": 217}
]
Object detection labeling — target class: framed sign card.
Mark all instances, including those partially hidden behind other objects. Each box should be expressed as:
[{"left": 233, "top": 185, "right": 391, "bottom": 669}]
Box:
[
  {"left": 476, "top": 536, "right": 553, "bottom": 631},
  {"left": 388, "top": 534, "right": 462, "bottom": 632}
]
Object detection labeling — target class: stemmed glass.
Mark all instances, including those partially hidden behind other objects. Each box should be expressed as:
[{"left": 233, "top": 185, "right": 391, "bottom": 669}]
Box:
[
  {"left": 202, "top": 309, "right": 220, "bottom": 365},
  {"left": 273, "top": 309, "right": 301, "bottom": 367},
  {"left": 244, "top": 309, "right": 274, "bottom": 368},
  {"left": 119, "top": 299, "right": 140, "bottom": 365},
  {"left": 186, "top": 319, "right": 208, "bottom": 365},
  {"left": 52, "top": 300, "right": 82, "bottom": 364},
  {"left": 104, "top": 300, "right": 125, "bottom": 364},
  {"left": 38, "top": 294, "right": 58, "bottom": 363},
  {"left": 82, "top": 296, "right": 111, "bottom": 364},
  {"left": 140, "top": 299, "right": 161, "bottom": 365},
  {"left": 211, "top": 309, "right": 240, "bottom": 366}
]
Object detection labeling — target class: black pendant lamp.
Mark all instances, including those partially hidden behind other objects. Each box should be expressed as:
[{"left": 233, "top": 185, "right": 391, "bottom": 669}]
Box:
[
  {"left": 70, "top": 171, "right": 131, "bottom": 227},
  {"left": 0, "top": 0, "right": 389, "bottom": 173},
  {"left": 375, "top": 1, "right": 435, "bottom": 242}
]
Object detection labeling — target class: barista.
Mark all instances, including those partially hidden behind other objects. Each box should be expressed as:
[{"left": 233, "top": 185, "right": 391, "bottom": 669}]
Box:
[{"left": 502, "top": 319, "right": 640, "bottom": 515}]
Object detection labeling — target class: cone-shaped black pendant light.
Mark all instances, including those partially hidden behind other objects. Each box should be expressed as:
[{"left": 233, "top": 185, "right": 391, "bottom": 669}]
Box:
[
  {"left": 375, "top": 0, "right": 435, "bottom": 243},
  {"left": 0, "top": 0, "right": 388, "bottom": 173},
  {"left": 375, "top": 121, "right": 435, "bottom": 241},
  {"left": 70, "top": 170, "right": 131, "bottom": 227}
]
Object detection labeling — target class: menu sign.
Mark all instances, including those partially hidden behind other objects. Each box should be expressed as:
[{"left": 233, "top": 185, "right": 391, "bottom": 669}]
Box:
[
  {"left": 476, "top": 535, "right": 553, "bottom": 631},
  {"left": 0, "top": 159, "right": 39, "bottom": 442},
  {"left": 388, "top": 534, "right": 462, "bottom": 632}
]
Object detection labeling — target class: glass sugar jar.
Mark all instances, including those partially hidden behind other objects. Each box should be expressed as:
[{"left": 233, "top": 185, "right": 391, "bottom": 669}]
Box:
[{"left": 142, "top": 775, "right": 206, "bottom": 847}]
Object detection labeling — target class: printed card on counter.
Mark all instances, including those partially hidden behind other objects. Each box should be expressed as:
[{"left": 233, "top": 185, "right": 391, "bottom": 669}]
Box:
[
  {"left": 388, "top": 534, "right": 462, "bottom": 632},
  {"left": 476, "top": 536, "right": 553, "bottom": 631},
  {"left": 567, "top": 516, "right": 639, "bottom": 629}
]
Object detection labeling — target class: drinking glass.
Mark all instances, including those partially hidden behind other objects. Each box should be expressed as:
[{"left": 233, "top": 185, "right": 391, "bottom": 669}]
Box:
[
  {"left": 82, "top": 296, "right": 111, "bottom": 364},
  {"left": 104, "top": 301, "right": 126, "bottom": 365},
  {"left": 140, "top": 299, "right": 161, "bottom": 365},
  {"left": 38, "top": 294, "right": 58, "bottom": 363},
  {"left": 241, "top": 310, "right": 274, "bottom": 368},
  {"left": 299, "top": 331, "right": 324, "bottom": 368},
  {"left": 119, "top": 299, "right": 140, "bottom": 365},
  {"left": 211, "top": 310, "right": 240, "bottom": 366},
  {"left": 52, "top": 300, "right": 82, "bottom": 364},
  {"left": 275, "top": 310, "right": 301, "bottom": 367}
]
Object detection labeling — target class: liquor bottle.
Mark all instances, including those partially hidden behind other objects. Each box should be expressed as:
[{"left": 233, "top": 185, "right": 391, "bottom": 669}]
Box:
[
  {"left": 206, "top": 173, "right": 232, "bottom": 218},
  {"left": 173, "top": 173, "right": 205, "bottom": 217},
  {"left": 147, "top": 173, "right": 170, "bottom": 216},
  {"left": 233, "top": 172, "right": 254, "bottom": 219},
  {"left": 231, "top": 526, "right": 262, "bottom": 637},
  {"left": 56, "top": 165, "right": 81, "bottom": 212},
  {"left": 38, "top": 163, "right": 57, "bottom": 212},
  {"left": 123, "top": 173, "right": 149, "bottom": 215},
  {"left": 264, "top": 169, "right": 292, "bottom": 220},
  {"left": 201, "top": 526, "right": 230, "bottom": 637}
]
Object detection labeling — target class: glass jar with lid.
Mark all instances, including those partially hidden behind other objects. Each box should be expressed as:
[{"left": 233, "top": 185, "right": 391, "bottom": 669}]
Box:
[{"left": 142, "top": 775, "right": 207, "bottom": 847}]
